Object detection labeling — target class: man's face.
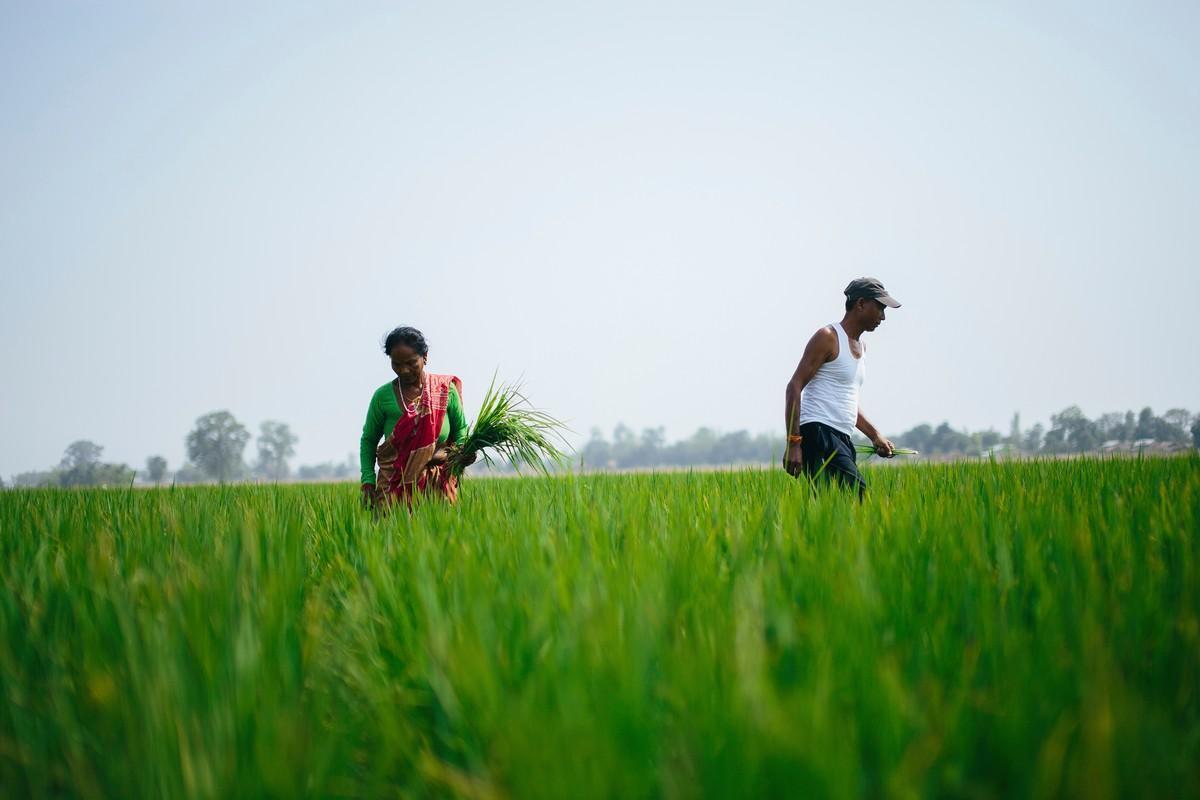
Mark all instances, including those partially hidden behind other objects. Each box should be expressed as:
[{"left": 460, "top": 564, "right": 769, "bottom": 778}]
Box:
[{"left": 862, "top": 298, "right": 886, "bottom": 331}]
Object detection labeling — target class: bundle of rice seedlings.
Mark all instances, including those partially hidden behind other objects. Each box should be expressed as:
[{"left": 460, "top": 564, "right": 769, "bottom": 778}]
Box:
[
  {"left": 448, "top": 377, "right": 570, "bottom": 476},
  {"left": 855, "top": 444, "right": 919, "bottom": 456}
]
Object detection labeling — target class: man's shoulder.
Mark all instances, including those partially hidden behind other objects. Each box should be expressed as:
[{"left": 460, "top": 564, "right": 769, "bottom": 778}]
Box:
[
  {"left": 801, "top": 325, "right": 838, "bottom": 361},
  {"left": 809, "top": 325, "right": 837, "bottom": 345}
]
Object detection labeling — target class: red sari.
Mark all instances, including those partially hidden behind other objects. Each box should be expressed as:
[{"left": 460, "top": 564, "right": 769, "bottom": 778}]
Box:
[{"left": 375, "top": 373, "right": 463, "bottom": 507}]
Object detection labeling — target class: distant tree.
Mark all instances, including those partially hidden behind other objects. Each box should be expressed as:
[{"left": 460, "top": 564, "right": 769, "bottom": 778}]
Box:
[
  {"left": 895, "top": 424, "right": 933, "bottom": 454},
  {"left": 929, "top": 422, "right": 972, "bottom": 454},
  {"left": 174, "top": 463, "right": 206, "bottom": 484},
  {"left": 61, "top": 440, "right": 103, "bottom": 470},
  {"left": 672, "top": 427, "right": 718, "bottom": 465},
  {"left": 13, "top": 470, "right": 57, "bottom": 488},
  {"left": 1047, "top": 406, "right": 1100, "bottom": 453},
  {"left": 711, "top": 430, "right": 749, "bottom": 463},
  {"left": 58, "top": 442, "right": 134, "bottom": 487},
  {"left": 626, "top": 427, "right": 664, "bottom": 467},
  {"left": 639, "top": 427, "right": 666, "bottom": 463},
  {"left": 581, "top": 428, "right": 613, "bottom": 470},
  {"left": 297, "top": 463, "right": 332, "bottom": 481},
  {"left": 611, "top": 424, "right": 638, "bottom": 466},
  {"left": 1023, "top": 423, "right": 1044, "bottom": 454},
  {"left": 1163, "top": 408, "right": 1190, "bottom": 431},
  {"left": 255, "top": 421, "right": 298, "bottom": 480},
  {"left": 1135, "top": 407, "right": 1156, "bottom": 440},
  {"left": 59, "top": 440, "right": 104, "bottom": 487},
  {"left": 977, "top": 430, "right": 1002, "bottom": 450},
  {"left": 89, "top": 463, "right": 135, "bottom": 487},
  {"left": 1161, "top": 409, "right": 1192, "bottom": 444},
  {"left": 751, "top": 432, "right": 780, "bottom": 462},
  {"left": 1122, "top": 410, "right": 1136, "bottom": 441},
  {"left": 295, "top": 457, "right": 356, "bottom": 481},
  {"left": 1095, "top": 412, "right": 1122, "bottom": 442},
  {"left": 1073, "top": 419, "right": 1100, "bottom": 453},
  {"left": 146, "top": 456, "right": 168, "bottom": 485},
  {"left": 1192, "top": 418, "right": 1200, "bottom": 449},
  {"left": 1007, "top": 413, "right": 1021, "bottom": 449},
  {"left": 1153, "top": 419, "right": 1186, "bottom": 444},
  {"left": 186, "top": 411, "right": 250, "bottom": 483}
]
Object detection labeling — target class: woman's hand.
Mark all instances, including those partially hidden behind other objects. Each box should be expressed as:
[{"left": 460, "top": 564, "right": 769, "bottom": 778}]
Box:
[
  {"left": 360, "top": 483, "right": 379, "bottom": 508},
  {"left": 427, "top": 446, "right": 476, "bottom": 470}
]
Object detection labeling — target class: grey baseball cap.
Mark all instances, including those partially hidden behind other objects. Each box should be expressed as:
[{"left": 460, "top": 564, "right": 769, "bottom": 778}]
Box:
[{"left": 844, "top": 277, "right": 901, "bottom": 308}]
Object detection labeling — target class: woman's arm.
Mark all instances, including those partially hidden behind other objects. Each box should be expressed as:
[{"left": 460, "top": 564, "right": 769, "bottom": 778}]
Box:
[
  {"left": 360, "top": 391, "right": 385, "bottom": 485},
  {"left": 446, "top": 386, "right": 467, "bottom": 444}
]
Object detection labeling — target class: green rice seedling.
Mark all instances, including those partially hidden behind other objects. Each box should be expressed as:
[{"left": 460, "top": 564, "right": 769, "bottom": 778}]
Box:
[
  {"left": 449, "top": 375, "right": 570, "bottom": 476},
  {"left": 854, "top": 444, "right": 919, "bottom": 455}
]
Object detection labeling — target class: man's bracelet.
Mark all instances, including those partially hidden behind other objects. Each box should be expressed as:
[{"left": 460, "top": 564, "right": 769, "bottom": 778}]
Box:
[{"left": 787, "top": 434, "right": 803, "bottom": 444}]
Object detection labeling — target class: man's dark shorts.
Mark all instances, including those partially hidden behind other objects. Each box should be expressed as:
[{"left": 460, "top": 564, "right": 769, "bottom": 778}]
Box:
[{"left": 799, "top": 421, "right": 867, "bottom": 498}]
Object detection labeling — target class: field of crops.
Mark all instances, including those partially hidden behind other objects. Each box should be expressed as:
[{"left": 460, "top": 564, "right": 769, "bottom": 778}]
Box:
[{"left": 2, "top": 457, "right": 1198, "bottom": 798}]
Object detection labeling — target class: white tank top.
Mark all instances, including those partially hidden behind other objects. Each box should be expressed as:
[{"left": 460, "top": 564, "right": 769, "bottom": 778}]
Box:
[{"left": 798, "top": 323, "right": 864, "bottom": 436}]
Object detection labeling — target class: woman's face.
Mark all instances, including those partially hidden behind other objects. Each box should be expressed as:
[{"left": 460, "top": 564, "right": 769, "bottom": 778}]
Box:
[{"left": 389, "top": 344, "right": 426, "bottom": 386}]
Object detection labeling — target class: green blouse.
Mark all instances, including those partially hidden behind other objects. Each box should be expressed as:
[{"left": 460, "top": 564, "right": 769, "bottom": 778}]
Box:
[{"left": 360, "top": 382, "right": 467, "bottom": 485}]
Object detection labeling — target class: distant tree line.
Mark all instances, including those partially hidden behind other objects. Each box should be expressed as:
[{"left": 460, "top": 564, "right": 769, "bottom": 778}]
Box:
[
  {"left": 8, "top": 405, "right": 1197, "bottom": 487},
  {"left": 579, "top": 425, "right": 781, "bottom": 471},
  {"left": 8, "top": 410, "right": 342, "bottom": 488},
  {"left": 9, "top": 440, "right": 138, "bottom": 489},
  {"left": 579, "top": 406, "right": 1198, "bottom": 471}
]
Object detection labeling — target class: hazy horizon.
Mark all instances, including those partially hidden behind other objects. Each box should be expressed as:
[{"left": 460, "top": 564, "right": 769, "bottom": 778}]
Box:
[{"left": 3, "top": 2, "right": 1198, "bottom": 479}]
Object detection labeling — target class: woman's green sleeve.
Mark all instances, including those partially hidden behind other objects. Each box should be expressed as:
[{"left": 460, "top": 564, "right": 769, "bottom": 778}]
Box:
[
  {"left": 360, "top": 391, "right": 385, "bottom": 485},
  {"left": 448, "top": 386, "right": 468, "bottom": 445}
]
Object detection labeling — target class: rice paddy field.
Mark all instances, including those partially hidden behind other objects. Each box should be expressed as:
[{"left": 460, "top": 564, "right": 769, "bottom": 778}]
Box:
[{"left": 2, "top": 456, "right": 1198, "bottom": 798}]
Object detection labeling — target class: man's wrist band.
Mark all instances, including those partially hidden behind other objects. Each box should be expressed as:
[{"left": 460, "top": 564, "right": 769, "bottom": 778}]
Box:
[{"left": 787, "top": 434, "right": 803, "bottom": 444}]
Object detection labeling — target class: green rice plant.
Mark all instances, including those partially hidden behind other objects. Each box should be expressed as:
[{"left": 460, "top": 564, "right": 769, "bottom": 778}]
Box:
[
  {"left": 855, "top": 444, "right": 919, "bottom": 455},
  {"left": 1, "top": 455, "right": 1198, "bottom": 798},
  {"left": 449, "top": 375, "right": 570, "bottom": 476}
]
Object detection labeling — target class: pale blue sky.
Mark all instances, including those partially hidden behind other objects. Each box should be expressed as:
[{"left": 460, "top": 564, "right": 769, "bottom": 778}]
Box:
[{"left": 2, "top": 1, "right": 1198, "bottom": 478}]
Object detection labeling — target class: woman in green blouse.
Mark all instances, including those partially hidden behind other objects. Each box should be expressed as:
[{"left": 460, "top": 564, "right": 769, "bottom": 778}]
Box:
[{"left": 360, "top": 326, "right": 474, "bottom": 508}]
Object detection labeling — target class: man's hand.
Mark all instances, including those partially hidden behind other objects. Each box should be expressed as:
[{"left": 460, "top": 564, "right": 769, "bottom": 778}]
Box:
[
  {"left": 872, "top": 436, "right": 896, "bottom": 458},
  {"left": 360, "top": 483, "right": 379, "bottom": 508},
  {"left": 783, "top": 440, "right": 804, "bottom": 476}
]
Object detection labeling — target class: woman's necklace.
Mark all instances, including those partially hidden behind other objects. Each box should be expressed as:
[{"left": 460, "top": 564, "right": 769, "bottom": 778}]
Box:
[{"left": 399, "top": 381, "right": 424, "bottom": 414}]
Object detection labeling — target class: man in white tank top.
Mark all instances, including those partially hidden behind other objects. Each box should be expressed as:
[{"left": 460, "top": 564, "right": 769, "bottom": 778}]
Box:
[{"left": 782, "top": 278, "right": 901, "bottom": 497}]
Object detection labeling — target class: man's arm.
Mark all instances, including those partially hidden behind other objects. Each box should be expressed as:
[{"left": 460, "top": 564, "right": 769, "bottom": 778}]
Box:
[
  {"left": 783, "top": 327, "right": 836, "bottom": 475},
  {"left": 855, "top": 408, "right": 895, "bottom": 457}
]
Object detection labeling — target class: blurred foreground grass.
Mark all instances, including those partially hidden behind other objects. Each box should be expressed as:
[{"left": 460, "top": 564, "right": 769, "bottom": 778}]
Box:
[{"left": 2, "top": 457, "right": 1198, "bottom": 798}]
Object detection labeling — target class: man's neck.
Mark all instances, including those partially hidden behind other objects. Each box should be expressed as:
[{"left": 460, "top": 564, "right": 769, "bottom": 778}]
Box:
[{"left": 839, "top": 314, "right": 867, "bottom": 340}]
